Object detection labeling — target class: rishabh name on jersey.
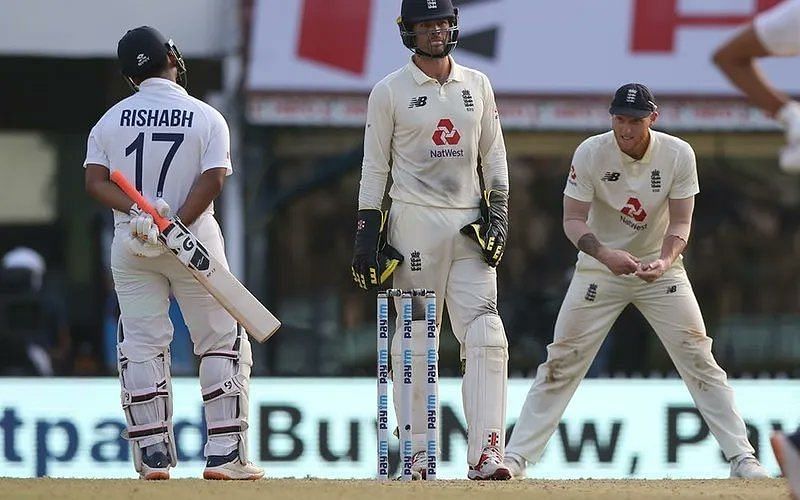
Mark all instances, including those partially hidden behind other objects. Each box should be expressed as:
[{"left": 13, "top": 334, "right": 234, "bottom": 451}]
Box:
[
  {"left": 84, "top": 78, "right": 232, "bottom": 226},
  {"left": 565, "top": 130, "right": 699, "bottom": 272}
]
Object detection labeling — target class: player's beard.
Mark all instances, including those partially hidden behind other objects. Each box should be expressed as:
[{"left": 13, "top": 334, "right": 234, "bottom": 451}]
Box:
[{"left": 420, "top": 31, "right": 449, "bottom": 57}]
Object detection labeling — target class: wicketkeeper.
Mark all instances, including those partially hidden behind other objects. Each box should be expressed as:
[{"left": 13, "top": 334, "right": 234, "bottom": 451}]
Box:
[{"left": 351, "top": 0, "right": 512, "bottom": 480}]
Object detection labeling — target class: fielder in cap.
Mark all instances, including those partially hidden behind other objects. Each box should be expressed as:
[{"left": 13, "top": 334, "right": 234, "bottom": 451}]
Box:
[
  {"left": 501, "top": 84, "right": 768, "bottom": 480},
  {"left": 84, "top": 26, "right": 263, "bottom": 480},
  {"left": 714, "top": 2, "right": 800, "bottom": 496},
  {"left": 351, "top": 0, "right": 512, "bottom": 480}
]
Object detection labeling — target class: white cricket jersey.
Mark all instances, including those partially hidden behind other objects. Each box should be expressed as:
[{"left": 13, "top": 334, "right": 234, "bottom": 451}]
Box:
[
  {"left": 84, "top": 78, "right": 232, "bottom": 224},
  {"left": 358, "top": 55, "right": 508, "bottom": 210},
  {"left": 564, "top": 130, "right": 699, "bottom": 272},
  {"left": 754, "top": 0, "right": 800, "bottom": 56}
]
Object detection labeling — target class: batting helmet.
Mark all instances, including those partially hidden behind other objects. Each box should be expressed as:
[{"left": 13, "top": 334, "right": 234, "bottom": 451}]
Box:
[
  {"left": 397, "top": 0, "right": 459, "bottom": 58},
  {"left": 117, "top": 26, "right": 187, "bottom": 91}
]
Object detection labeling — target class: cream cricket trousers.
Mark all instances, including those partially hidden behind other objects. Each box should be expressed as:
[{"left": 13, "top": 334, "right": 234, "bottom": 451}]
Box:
[
  {"left": 111, "top": 213, "right": 238, "bottom": 361},
  {"left": 388, "top": 200, "right": 509, "bottom": 466},
  {"left": 506, "top": 264, "right": 754, "bottom": 464}
]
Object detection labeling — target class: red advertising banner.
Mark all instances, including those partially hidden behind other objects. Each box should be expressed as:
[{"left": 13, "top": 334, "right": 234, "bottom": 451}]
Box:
[{"left": 246, "top": 0, "right": 797, "bottom": 96}]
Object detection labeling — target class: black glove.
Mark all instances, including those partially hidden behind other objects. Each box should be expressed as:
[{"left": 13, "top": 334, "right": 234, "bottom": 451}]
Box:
[
  {"left": 351, "top": 209, "right": 404, "bottom": 290},
  {"left": 460, "top": 189, "right": 509, "bottom": 267}
]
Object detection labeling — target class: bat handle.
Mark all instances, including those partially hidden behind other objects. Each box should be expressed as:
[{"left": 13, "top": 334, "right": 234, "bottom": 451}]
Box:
[{"left": 110, "top": 170, "right": 171, "bottom": 232}]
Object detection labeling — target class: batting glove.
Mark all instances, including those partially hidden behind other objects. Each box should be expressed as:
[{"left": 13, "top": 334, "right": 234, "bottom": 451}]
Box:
[{"left": 128, "top": 199, "right": 171, "bottom": 245}]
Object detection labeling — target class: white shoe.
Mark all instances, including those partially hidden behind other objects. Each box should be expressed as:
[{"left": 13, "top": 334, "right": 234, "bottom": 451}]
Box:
[
  {"left": 468, "top": 446, "right": 511, "bottom": 480},
  {"left": 139, "top": 449, "right": 171, "bottom": 480},
  {"left": 410, "top": 450, "right": 427, "bottom": 480},
  {"left": 772, "top": 432, "right": 800, "bottom": 499},
  {"left": 203, "top": 451, "right": 264, "bottom": 480},
  {"left": 729, "top": 453, "right": 770, "bottom": 479},
  {"left": 502, "top": 452, "right": 527, "bottom": 479}
]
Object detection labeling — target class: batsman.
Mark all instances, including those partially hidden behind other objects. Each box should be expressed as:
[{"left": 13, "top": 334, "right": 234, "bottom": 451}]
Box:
[
  {"left": 350, "top": 0, "right": 511, "bottom": 480},
  {"left": 84, "top": 27, "right": 262, "bottom": 480}
]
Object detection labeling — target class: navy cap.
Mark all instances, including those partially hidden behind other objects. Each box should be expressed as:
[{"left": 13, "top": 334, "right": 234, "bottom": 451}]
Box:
[
  {"left": 117, "top": 26, "right": 170, "bottom": 78},
  {"left": 609, "top": 83, "right": 658, "bottom": 118},
  {"left": 401, "top": 0, "right": 457, "bottom": 25}
]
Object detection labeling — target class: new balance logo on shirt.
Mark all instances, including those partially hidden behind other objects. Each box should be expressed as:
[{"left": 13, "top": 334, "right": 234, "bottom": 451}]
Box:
[
  {"left": 409, "top": 96, "right": 428, "bottom": 108},
  {"left": 601, "top": 171, "right": 621, "bottom": 182}
]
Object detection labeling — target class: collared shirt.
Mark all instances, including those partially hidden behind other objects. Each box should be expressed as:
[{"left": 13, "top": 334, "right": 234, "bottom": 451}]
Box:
[
  {"left": 754, "top": 0, "right": 800, "bottom": 56},
  {"left": 358, "top": 55, "right": 508, "bottom": 209},
  {"left": 564, "top": 130, "right": 699, "bottom": 271},
  {"left": 84, "top": 78, "right": 232, "bottom": 225}
]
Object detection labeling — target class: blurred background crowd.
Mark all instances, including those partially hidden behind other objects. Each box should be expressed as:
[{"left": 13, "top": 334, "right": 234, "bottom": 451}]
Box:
[{"left": 1, "top": 0, "right": 799, "bottom": 380}]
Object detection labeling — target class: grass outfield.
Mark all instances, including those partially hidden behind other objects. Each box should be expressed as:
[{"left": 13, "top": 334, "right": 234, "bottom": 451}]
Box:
[{"left": 0, "top": 478, "right": 790, "bottom": 500}]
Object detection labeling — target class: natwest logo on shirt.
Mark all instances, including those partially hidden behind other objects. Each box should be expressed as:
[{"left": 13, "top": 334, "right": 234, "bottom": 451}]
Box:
[
  {"left": 432, "top": 119, "right": 461, "bottom": 146},
  {"left": 430, "top": 118, "right": 464, "bottom": 159},
  {"left": 621, "top": 197, "right": 647, "bottom": 222}
]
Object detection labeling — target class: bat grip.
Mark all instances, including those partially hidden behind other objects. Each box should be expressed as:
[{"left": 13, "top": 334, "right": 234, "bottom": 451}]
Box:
[{"left": 110, "top": 170, "right": 171, "bottom": 232}]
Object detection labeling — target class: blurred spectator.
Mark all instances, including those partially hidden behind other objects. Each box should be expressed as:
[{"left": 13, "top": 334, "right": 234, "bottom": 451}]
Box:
[{"left": 0, "top": 247, "right": 71, "bottom": 375}]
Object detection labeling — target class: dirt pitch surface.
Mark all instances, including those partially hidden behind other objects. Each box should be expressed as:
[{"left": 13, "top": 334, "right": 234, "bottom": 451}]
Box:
[{"left": 0, "top": 478, "right": 790, "bottom": 500}]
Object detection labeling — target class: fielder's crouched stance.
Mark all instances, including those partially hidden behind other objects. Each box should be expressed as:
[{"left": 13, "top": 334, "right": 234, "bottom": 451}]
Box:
[
  {"left": 503, "top": 84, "right": 768, "bottom": 480},
  {"left": 351, "top": 0, "right": 511, "bottom": 480},
  {"left": 85, "top": 26, "right": 262, "bottom": 480}
]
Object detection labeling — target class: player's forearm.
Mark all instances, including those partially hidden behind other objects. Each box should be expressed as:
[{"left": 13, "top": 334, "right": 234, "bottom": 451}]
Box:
[
  {"left": 481, "top": 159, "right": 509, "bottom": 193},
  {"left": 177, "top": 171, "right": 225, "bottom": 226},
  {"left": 358, "top": 167, "right": 389, "bottom": 210},
  {"left": 564, "top": 219, "right": 605, "bottom": 258},
  {"left": 659, "top": 234, "right": 687, "bottom": 267},
  {"left": 85, "top": 177, "right": 134, "bottom": 214}
]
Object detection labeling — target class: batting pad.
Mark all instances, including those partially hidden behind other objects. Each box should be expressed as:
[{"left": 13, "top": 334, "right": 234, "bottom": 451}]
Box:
[
  {"left": 200, "top": 326, "right": 253, "bottom": 463},
  {"left": 462, "top": 313, "right": 508, "bottom": 465}
]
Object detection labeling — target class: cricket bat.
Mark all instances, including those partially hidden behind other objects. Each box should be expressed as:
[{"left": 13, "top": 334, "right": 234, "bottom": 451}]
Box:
[{"left": 110, "top": 170, "right": 281, "bottom": 343}]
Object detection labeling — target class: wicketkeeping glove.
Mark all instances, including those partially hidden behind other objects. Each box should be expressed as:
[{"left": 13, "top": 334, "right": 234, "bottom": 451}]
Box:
[
  {"left": 351, "top": 209, "right": 403, "bottom": 290},
  {"left": 460, "top": 189, "right": 509, "bottom": 267}
]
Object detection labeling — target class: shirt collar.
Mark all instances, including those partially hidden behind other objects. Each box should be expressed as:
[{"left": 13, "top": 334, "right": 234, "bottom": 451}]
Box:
[
  {"left": 138, "top": 77, "right": 188, "bottom": 95},
  {"left": 618, "top": 130, "right": 656, "bottom": 165},
  {"left": 406, "top": 55, "right": 464, "bottom": 85}
]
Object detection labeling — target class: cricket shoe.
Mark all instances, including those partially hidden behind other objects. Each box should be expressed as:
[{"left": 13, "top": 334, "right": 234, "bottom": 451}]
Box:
[
  {"left": 468, "top": 446, "right": 511, "bottom": 480},
  {"left": 139, "top": 450, "right": 171, "bottom": 480},
  {"left": 203, "top": 450, "right": 265, "bottom": 480},
  {"left": 771, "top": 432, "right": 800, "bottom": 499},
  {"left": 729, "top": 453, "right": 769, "bottom": 479},
  {"left": 502, "top": 452, "right": 527, "bottom": 480}
]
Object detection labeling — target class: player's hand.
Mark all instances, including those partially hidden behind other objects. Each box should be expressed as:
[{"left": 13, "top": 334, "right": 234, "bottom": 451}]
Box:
[
  {"left": 128, "top": 199, "right": 170, "bottom": 245},
  {"left": 597, "top": 248, "right": 640, "bottom": 275},
  {"left": 351, "top": 209, "right": 403, "bottom": 290},
  {"left": 460, "top": 190, "right": 509, "bottom": 267},
  {"left": 635, "top": 259, "right": 669, "bottom": 282},
  {"left": 125, "top": 236, "right": 166, "bottom": 258},
  {"left": 778, "top": 101, "right": 800, "bottom": 173}
]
